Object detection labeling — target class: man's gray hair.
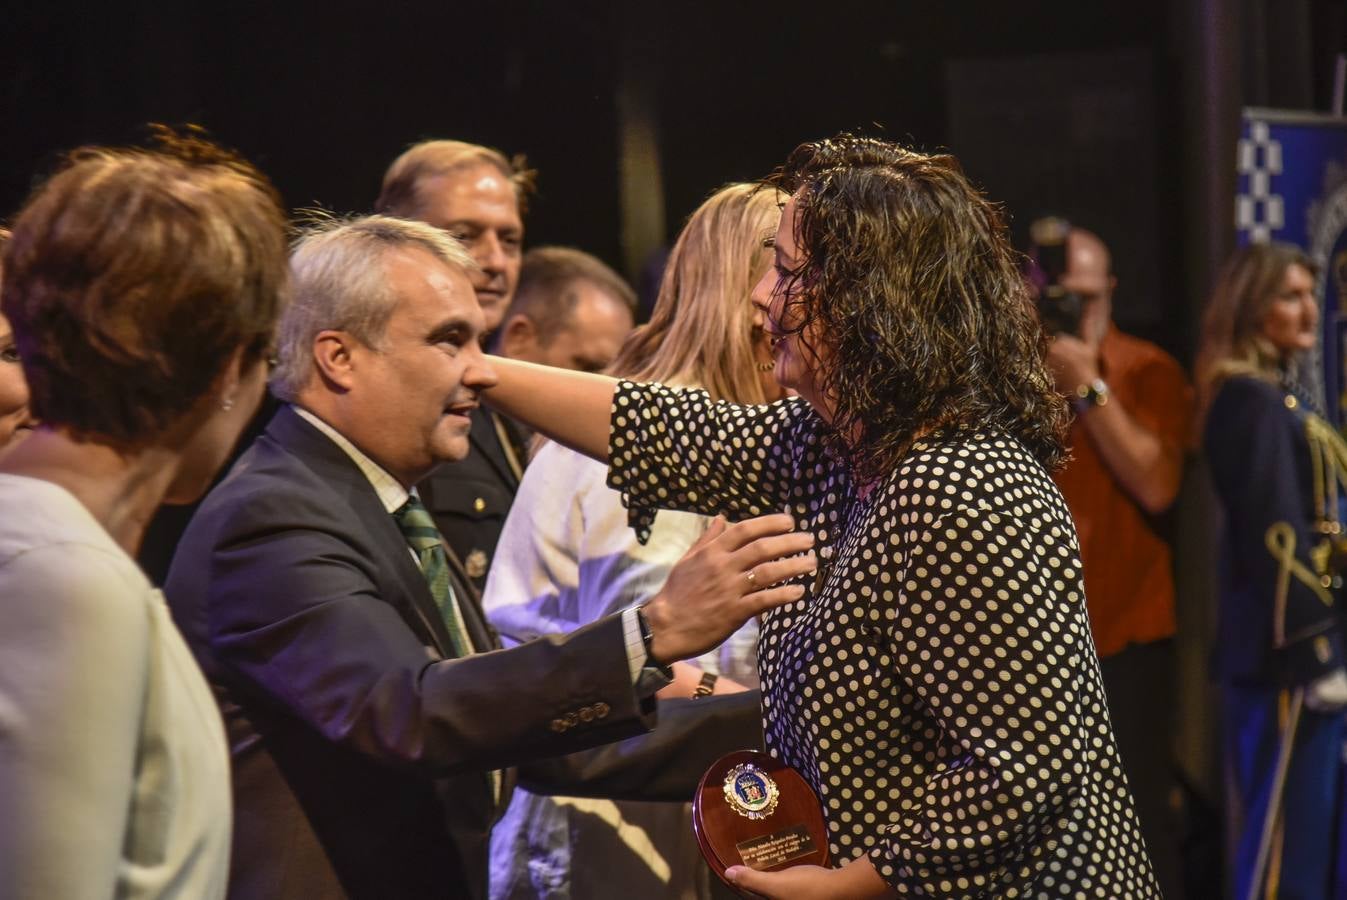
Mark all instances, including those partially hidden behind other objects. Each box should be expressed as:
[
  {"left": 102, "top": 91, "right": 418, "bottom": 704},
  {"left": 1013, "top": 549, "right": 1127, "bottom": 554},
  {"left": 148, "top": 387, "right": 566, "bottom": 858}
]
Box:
[{"left": 270, "top": 214, "right": 477, "bottom": 402}]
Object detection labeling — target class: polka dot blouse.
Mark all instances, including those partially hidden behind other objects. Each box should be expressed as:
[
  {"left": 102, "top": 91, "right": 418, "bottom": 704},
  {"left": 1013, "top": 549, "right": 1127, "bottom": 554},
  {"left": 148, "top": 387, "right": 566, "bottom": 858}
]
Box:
[{"left": 608, "top": 382, "right": 1159, "bottom": 898}]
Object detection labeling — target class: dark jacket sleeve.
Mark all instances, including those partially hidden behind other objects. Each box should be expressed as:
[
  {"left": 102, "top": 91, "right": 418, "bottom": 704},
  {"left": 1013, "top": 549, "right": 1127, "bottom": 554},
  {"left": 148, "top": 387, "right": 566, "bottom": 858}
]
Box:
[
  {"left": 202, "top": 487, "right": 657, "bottom": 777},
  {"left": 1204, "top": 376, "right": 1345, "bottom": 685},
  {"left": 518, "top": 691, "right": 764, "bottom": 802}
]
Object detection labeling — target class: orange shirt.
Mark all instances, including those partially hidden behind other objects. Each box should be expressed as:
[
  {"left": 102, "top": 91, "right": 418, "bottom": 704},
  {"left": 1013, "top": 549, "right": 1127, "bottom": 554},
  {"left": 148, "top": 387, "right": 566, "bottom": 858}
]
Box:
[{"left": 1053, "top": 327, "right": 1192, "bottom": 657}]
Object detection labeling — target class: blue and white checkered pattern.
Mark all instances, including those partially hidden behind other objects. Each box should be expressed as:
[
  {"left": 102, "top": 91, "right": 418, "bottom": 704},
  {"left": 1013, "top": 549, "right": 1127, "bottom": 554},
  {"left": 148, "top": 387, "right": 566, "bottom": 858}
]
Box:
[{"left": 1237, "top": 120, "right": 1286, "bottom": 242}]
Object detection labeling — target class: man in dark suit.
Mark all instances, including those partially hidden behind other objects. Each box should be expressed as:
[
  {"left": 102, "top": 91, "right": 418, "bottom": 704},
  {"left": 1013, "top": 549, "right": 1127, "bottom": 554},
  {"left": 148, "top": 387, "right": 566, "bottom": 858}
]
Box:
[{"left": 165, "top": 215, "right": 814, "bottom": 900}]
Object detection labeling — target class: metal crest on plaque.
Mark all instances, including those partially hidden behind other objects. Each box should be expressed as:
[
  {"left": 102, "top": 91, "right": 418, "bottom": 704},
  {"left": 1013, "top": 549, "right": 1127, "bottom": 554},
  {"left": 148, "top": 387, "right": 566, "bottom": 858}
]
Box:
[{"left": 722, "top": 762, "right": 780, "bottom": 820}]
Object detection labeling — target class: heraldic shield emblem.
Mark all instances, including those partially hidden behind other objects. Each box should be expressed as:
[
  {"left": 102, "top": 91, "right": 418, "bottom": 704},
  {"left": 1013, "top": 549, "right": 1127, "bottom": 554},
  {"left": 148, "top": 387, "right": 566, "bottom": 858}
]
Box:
[
  {"left": 723, "top": 762, "right": 780, "bottom": 819},
  {"left": 692, "top": 750, "right": 831, "bottom": 897}
]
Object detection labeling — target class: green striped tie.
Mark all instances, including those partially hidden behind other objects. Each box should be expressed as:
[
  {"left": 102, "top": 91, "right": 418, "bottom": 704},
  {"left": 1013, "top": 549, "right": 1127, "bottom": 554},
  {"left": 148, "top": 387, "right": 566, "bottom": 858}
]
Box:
[
  {"left": 393, "top": 495, "right": 472, "bottom": 659},
  {"left": 394, "top": 494, "right": 502, "bottom": 805}
]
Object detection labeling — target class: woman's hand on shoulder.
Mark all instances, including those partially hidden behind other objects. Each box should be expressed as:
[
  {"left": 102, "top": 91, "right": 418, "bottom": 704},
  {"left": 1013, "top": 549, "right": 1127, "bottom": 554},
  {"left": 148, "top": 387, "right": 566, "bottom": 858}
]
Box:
[{"left": 725, "top": 854, "right": 895, "bottom": 899}]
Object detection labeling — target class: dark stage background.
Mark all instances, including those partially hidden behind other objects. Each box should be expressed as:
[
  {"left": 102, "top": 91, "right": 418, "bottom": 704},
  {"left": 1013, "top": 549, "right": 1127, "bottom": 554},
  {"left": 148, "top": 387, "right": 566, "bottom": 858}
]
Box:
[
  {"left": 4, "top": 0, "right": 1347, "bottom": 891},
  {"left": 11, "top": 0, "right": 1331, "bottom": 362}
]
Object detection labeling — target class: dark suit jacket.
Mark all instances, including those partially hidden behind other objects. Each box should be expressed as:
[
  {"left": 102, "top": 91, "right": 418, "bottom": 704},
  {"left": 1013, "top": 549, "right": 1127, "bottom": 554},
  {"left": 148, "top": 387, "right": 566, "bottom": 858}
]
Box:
[
  {"left": 1205, "top": 375, "right": 1347, "bottom": 685},
  {"left": 166, "top": 407, "right": 759, "bottom": 900},
  {"left": 418, "top": 406, "right": 526, "bottom": 593}
]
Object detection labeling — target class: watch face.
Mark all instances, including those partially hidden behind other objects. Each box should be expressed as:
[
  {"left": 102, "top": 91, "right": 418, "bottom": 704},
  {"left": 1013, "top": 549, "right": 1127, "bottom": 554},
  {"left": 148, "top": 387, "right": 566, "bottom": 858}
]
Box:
[
  {"left": 693, "top": 671, "right": 717, "bottom": 698},
  {"left": 636, "top": 606, "right": 653, "bottom": 644},
  {"left": 634, "top": 606, "right": 669, "bottom": 674},
  {"left": 1073, "top": 379, "right": 1109, "bottom": 409}
]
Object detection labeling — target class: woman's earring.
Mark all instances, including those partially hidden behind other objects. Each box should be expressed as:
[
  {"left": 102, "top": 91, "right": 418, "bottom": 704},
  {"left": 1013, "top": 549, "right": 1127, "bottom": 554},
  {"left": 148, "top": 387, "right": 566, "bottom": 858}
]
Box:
[{"left": 221, "top": 397, "right": 235, "bottom": 412}]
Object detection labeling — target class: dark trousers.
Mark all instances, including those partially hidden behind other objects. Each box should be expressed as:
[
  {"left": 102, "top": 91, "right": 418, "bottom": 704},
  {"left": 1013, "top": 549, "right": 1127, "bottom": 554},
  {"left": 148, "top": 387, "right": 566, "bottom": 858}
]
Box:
[{"left": 1101, "top": 639, "right": 1184, "bottom": 899}]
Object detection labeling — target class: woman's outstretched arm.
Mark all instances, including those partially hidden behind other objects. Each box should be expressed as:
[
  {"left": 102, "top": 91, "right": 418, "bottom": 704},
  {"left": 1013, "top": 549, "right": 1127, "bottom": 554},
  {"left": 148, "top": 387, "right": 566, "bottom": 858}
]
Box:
[
  {"left": 486, "top": 357, "right": 809, "bottom": 528},
  {"left": 483, "top": 356, "right": 617, "bottom": 462}
]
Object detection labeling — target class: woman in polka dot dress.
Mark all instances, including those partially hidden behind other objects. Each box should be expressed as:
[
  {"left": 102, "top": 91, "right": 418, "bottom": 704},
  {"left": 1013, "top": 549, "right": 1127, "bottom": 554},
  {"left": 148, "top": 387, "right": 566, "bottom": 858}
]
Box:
[{"left": 485, "top": 135, "right": 1159, "bottom": 898}]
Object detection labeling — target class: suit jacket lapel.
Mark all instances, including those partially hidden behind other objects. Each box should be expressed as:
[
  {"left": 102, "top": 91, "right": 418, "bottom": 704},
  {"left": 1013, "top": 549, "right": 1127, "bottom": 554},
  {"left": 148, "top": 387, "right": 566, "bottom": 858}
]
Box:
[{"left": 266, "top": 407, "right": 458, "bottom": 658}]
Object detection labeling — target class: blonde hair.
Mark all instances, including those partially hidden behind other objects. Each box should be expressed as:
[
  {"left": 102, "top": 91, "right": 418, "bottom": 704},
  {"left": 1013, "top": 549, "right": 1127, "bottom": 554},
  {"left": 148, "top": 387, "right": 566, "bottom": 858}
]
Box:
[
  {"left": 609, "top": 183, "right": 781, "bottom": 403},
  {"left": 1194, "top": 241, "right": 1317, "bottom": 418},
  {"left": 375, "top": 140, "right": 537, "bottom": 218}
]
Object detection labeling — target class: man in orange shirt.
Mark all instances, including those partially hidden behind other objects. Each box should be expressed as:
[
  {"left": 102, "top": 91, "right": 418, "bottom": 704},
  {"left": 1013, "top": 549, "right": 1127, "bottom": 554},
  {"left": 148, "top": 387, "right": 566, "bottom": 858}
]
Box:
[{"left": 1042, "top": 225, "right": 1191, "bottom": 898}]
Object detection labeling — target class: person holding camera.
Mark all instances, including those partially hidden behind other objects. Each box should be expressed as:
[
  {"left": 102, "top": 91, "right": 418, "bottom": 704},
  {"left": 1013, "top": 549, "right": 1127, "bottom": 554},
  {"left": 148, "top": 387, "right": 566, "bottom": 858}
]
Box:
[{"left": 1034, "top": 222, "right": 1192, "bottom": 898}]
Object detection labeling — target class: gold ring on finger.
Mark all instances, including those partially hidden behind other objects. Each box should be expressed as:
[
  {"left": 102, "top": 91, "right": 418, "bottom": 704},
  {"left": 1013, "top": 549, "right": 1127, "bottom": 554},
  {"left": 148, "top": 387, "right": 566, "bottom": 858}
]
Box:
[{"left": 744, "top": 569, "right": 758, "bottom": 588}]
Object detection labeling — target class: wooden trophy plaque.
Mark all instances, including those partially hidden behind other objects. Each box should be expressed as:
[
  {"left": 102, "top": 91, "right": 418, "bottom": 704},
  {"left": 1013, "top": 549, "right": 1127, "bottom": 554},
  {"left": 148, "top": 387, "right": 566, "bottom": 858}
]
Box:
[{"left": 692, "top": 749, "right": 831, "bottom": 896}]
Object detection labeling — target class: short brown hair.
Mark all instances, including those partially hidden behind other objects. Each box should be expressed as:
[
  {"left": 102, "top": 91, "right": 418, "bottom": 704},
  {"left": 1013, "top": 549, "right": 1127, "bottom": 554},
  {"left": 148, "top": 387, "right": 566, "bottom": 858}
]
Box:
[
  {"left": 1, "top": 127, "right": 289, "bottom": 448},
  {"left": 375, "top": 140, "right": 537, "bottom": 218},
  {"left": 500, "top": 246, "right": 635, "bottom": 345}
]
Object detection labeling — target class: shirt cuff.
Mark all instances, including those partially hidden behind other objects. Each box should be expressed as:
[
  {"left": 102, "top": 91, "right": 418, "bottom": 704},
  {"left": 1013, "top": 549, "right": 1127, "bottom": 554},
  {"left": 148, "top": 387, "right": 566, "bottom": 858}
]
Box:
[{"left": 621, "top": 606, "right": 674, "bottom": 697}]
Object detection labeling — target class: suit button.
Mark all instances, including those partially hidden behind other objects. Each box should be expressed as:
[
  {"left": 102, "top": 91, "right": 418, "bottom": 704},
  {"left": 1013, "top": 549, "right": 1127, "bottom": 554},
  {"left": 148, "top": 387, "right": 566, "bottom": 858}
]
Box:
[
  {"left": 473, "top": 497, "right": 486, "bottom": 512},
  {"left": 579, "top": 706, "right": 595, "bottom": 723},
  {"left": 564, "top": 712, "right": 579, "bottom": 728},
  {"left": 550, "top": 718, "right": 567, "bottom": 733},
  {"left": 594, "top": 702, "right": 610, "bottom": 719}
]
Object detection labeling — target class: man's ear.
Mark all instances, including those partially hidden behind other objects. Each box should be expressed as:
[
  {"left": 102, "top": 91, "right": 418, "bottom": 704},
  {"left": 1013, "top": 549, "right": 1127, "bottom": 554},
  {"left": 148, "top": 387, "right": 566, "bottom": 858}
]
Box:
[
  {"left": 497, "top": 314, "right": 539, "bottom": 362},
  {"left": 312, "top": 330, "right": 359, "bottom": 390}
]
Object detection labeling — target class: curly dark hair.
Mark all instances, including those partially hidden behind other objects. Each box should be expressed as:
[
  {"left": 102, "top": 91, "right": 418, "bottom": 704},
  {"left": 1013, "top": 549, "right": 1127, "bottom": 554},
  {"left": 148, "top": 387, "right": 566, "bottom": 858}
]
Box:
[{"left": 768, "top": 135, "right": 1068, "bottom": 482}]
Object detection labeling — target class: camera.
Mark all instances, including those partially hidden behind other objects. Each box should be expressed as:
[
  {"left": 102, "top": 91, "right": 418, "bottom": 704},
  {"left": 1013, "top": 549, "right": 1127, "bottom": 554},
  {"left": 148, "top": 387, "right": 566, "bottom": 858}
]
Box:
[{"left": 1028, "top": 216, "right": 1083, "bottom": 337}]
